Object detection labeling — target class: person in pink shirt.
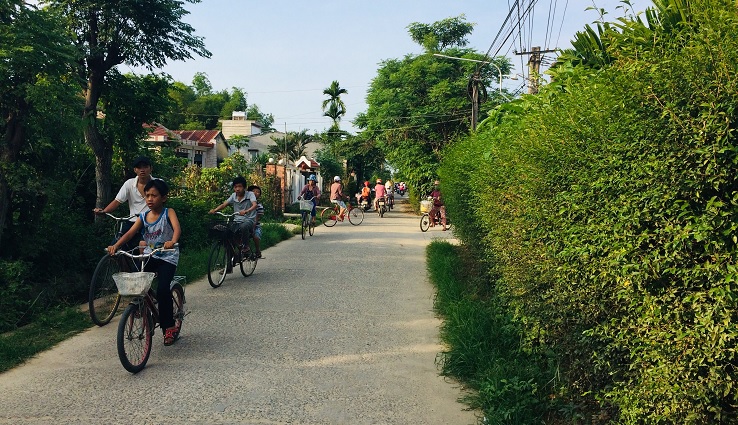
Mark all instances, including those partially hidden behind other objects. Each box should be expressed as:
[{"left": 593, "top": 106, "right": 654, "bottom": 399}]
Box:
[{"left": 374, "top": 178, "right": 387, "bottom": 211}]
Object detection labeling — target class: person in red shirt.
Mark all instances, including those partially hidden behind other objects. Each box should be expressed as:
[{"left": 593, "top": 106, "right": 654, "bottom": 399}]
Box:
[{"left": 428, "top": 180, "right": 447, "bottom": 230}]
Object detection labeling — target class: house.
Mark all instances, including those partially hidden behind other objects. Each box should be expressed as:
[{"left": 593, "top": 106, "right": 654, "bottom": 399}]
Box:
[
  {"left": 144, "top": 123, "right": 225, "bottom": 168},
  {"left": 266, "top": 155, "right": 322, "bottom": 209}
]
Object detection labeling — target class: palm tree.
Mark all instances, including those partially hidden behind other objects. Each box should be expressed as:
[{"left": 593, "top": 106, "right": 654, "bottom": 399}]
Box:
[
  {"left": 322, "top": 80, "right": 348, "bottom": 127},
  {"left": 268, "top": 130, "right": 312, "bottom": 161}
]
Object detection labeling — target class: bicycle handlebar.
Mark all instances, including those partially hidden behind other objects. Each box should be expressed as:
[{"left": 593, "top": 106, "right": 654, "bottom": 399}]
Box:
[
  {"left": 110, "top": 244, "right": 179, "bottom": 259},
  {"left": 97, "top": 212, "right": 136, "bottom": 221},
  {"left": 212, "top": 211, "right": 238, "bottom": 218}
]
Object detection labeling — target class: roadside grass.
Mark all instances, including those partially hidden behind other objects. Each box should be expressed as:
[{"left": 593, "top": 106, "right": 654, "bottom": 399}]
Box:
[
  {"left": 427, "top": 240, "right": 556, "bottom": 424},
  {"left": 0, "top": 223, "right": 295, "bottom": 374}
]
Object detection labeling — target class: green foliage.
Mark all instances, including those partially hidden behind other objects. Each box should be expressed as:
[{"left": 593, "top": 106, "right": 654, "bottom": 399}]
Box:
[
  {"left": 407, "top": 14, "right": 475, "bottom": 52},
  {"left": 427, "top": 241, "right": 554, "bottom": 424},
  {"left": 440, "top": 0, "right": 738, "bottom": 422},
  {"left": 267, "top": 130, "right": 312, "bottom": 162},
  {"left": 357, "top": 20, "right": 511, "bottom": 200}
]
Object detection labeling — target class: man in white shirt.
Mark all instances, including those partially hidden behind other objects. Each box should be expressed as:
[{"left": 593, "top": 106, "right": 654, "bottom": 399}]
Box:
[{"left": 93, "top": 156, "right": 157, "bottom": 247}]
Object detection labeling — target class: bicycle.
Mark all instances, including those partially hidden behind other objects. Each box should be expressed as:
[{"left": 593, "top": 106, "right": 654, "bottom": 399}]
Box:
[
  {"left": 112, "top": 246, "right": 186, "bottom": 374},
  {"left": 88, "top": 213, "right": 136, "bottom": 326},
  {"left": 207, "top": 211, "right": 258, "bottom": 287},
  {"left": 420, "top": 209, "right": 452, "bottom": 232},
  {"left": 298, "top": 196, "right": 316, "bottom": 239},
  {"left": 322, "top": 200, "right": 364, "bottom": 227}
]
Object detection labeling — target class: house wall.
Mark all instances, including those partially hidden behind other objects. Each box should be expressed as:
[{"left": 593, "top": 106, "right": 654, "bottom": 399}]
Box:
[{"left": 220, "top": 119, "right": 260, "bottom": 139}]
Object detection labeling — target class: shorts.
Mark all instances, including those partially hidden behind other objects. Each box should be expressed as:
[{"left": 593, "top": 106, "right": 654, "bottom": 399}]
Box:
[
  {"left": 253, "top": 224, "right": 262, "bottom": 239},
  {"left": 331, "top": 199, "right": 346, "bottom": 209}
]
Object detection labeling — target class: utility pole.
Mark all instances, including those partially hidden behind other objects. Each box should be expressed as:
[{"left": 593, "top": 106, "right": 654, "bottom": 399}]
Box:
[
  {"left": 470, "top": 73, "right": 480, "bottom": 131},
  {"left": 515, "top": 46, "right": 556, "bottom": 94}
]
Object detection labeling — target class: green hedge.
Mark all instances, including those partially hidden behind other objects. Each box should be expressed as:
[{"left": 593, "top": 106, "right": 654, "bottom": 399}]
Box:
[{"left": 441, "top": 1, "right": 738, "bottom": 422}]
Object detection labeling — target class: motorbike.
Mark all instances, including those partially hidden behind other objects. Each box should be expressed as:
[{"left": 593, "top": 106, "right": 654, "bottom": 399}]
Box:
[
  {"left": 360, "top": 197, "right": 371, "bottom": 211},
  {"left": 376, "top": 196, "right": 387, "bottom": 217},
  {"left": 387, "top": 192, "right": 395, "bottom": 209}
]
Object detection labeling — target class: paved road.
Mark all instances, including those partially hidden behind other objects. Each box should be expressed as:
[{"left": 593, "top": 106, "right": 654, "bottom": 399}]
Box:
[{"left": 0, "top": 201, "right": 477, "bottom": 425}]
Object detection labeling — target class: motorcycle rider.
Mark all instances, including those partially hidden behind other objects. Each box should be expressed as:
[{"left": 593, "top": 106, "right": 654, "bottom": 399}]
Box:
[
  {"left": 360, "top": 181, "right": 372, "bottom": 210},
  {"left": 374, "top": 178, "right": 387, "bottom": 211}
]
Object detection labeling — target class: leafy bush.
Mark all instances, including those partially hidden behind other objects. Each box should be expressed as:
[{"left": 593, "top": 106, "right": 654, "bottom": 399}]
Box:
[{"left": 440, "top": 1, "right": 738, "bottom": 422}]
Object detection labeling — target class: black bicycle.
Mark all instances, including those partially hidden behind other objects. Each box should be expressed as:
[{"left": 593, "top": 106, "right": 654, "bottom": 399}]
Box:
[
  {"left": 298, "top": 196, "right": 316, "bottom": 239},
  {"left": 88, "top": 213, "right": 136, "bottom": 326},
  {"left": 207, "top": 211, "right": 258, "bottom": 287}
]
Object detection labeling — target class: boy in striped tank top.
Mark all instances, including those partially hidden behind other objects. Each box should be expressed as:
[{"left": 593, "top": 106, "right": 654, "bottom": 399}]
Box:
[{"left": 108, "top": 179, "right": 182, "bottom": 346}]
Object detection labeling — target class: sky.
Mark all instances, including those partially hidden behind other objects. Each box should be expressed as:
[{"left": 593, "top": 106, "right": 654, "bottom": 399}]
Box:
[{"left": 128, "top": 0, "right": 653, "bottom": 134}]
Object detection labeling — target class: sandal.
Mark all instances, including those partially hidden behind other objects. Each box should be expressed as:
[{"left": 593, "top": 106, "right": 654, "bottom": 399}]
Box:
[{"left": 164, "top": 326, "right": 178, "bottom": 346}]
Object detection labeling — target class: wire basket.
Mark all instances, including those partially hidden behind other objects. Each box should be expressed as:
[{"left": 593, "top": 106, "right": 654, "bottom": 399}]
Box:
[
  {"left": 208, "top": 222, "right": 234, "bottom": 240},
  {"left": 299, "top": 199, "right": 314, "bottom": 211},
  {"left": 419, "top": 199, "right": 432, "bottom": 213},
  {"left": 113, "top": 272, "right": 155, "bottom": 296}
]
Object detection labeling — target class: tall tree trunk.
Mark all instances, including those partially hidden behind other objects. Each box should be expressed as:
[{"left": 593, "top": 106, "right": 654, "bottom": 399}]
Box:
[
  {"left": 0, "top": 110, "right": 26, "bottom": 248},
  {"left": 84, "top": 69, "right": 113, "bottom": 211}
]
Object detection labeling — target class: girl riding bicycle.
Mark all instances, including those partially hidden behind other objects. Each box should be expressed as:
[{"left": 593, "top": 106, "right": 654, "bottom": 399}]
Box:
[{"left": 108, "top": 179, "right": 182, "bottom": 346}]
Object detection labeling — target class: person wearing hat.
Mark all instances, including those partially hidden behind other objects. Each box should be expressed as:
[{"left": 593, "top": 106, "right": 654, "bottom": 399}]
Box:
[
  {"left": 94, "top": 156, "right": 158, "bottom": 248},
  {"left": 329, "top": 175, "right": 348, "bottom": 220},
  {"left": 373, "top": 178, "right": 387, "bottom": 211},
  {"left": 298, "top": 174, "right": 321, "bottom": 224}
]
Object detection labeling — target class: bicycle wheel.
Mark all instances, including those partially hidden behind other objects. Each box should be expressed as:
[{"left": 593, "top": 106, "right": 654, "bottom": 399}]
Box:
[
  {"left": 117, "top": 302, "right": 152, "bottom": 374},
  {"left": 207, "top": 241, "right": 228, "bottom": 288},
  {"left": 348, "top": 207, "right": 364, "bottom": 225},
  {"left": 89, "top": 255, "right": 123, "bottom": 326},
  {"left": 308, "top": 216, "right": 315, "bottom": 236},
  {"left": 321, "top": 208, "right": 337, "bottom": 227},
  {"left": 171, "top": 284, "right": 185, "bottom": 340},
  {"left": 301, "top": 212, "right": 307, "bottom": 240},
  {"left": 240, "top": 252, "right": 257, "bottom": 277},
  {"left": 420, "top": 214, "right": 431, "bottom": 232}
]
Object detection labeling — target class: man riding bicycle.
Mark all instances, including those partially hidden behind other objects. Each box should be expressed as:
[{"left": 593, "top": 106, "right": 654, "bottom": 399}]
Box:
[{"left": 330, "top": 176, "right": 348, "bottom": 219}]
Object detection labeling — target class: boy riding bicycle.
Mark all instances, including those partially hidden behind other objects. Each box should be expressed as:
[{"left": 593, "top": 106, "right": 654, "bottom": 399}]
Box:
[
  {"left": 209, "top": 176, "right": 258, "bottom": 256},
  {"left": 107, "top": 179, "right": 182, "bottom": 346}
]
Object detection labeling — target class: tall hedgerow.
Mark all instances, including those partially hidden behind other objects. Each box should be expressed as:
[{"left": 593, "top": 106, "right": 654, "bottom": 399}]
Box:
[{"left": 441, "top": 0, "right": 738, "bottom": 422}]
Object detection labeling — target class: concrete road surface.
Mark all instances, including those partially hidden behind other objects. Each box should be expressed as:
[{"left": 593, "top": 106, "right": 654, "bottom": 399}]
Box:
[{"left": 0, "top": 201, "right": 478, "bottom": 425}]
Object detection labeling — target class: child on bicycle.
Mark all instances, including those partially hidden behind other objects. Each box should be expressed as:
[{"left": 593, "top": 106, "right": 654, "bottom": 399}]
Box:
[
  {"left": 107, "top": 179, "right": 182, "bottom": 346},
  {"left": 209, "top": 176, "right": 258, "bottom": 255},
  {"left": 248, "top": 185, "right": 264, "bottom": 258}
]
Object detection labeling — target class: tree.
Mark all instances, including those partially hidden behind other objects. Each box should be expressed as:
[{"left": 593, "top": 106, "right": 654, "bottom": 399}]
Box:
[
  {"left": 322, "top": 80, "right": 348, "bottom": 128},
  {"left": 407, "top": 15, "right": 475, "bottom": 52},
  {"left": 0, "top": 3, "right": 78, "bottom": 246},
  {"left": 268, "top": 130, "right": 312, "bottom": 162},
  {"left": 357, "top": 48, "right": 509, "bottom": 194},
  {"left": 246, "top": 104, "right": 275, "bottom": 132},
  {"left": 44, "top": 0, "right": 211, "bottom": 211}
]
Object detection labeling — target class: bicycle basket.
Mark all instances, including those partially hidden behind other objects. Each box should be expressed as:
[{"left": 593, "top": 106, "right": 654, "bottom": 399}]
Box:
[
  {"left": 299, "top": 199, "right": 314, "bottom": 211},
  {"left": 208, "top": 222, "right": 234, "bottom": 240},
  {"left": 113, "top": 272, "right": 155, "bottom": 296}
]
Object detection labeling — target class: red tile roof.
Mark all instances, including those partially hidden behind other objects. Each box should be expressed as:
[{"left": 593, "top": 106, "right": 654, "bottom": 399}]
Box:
[
  {"left": 174, "top": 130, "right": 221, "bottom": 147},
  {"left": 144, "top": 123, "right": 175, "bottom": 139}
]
